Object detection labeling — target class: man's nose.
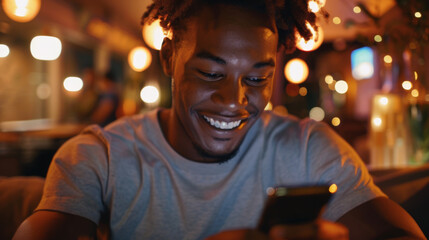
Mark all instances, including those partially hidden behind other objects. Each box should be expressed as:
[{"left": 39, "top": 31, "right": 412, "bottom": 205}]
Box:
[{"left": 211, "top": 77, "right": 248, "bottom": 110}]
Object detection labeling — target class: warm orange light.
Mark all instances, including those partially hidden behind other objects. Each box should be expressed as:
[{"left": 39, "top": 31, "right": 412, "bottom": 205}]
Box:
[
  {"left": 331, "top": 117, "right": 341, "bottom": 126},
  {"left": 142, "top": 19, "right": 166, "bottom": 50},
  {"left": 128, "top": 46, "right": 152, "bottom": 72},
  {"left": 284, "top": 58, "right": 309, "bottom": 84},
  {"left": 2, "top": 0, "right": 41, "bottom": 22},
  {"left": 296, "top": 23, "right": 324, "bottom": 52},
  {"left": 329, "top": 184, "right": 338, "bottom": 193}
]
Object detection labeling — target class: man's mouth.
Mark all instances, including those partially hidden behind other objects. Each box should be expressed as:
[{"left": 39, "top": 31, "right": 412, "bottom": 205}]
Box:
[{"left": 203, "top": 115, "right": 242, "bottom": 130}]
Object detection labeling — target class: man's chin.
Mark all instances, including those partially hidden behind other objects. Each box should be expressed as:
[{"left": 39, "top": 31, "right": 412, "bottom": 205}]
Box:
[{"left": 195, "top": 145, "right": 240, "bottom": 164}]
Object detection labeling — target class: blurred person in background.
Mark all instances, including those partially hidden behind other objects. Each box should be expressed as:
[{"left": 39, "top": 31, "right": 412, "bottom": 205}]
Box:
[{"left": 73, "top": 69, "right": 120, "bottom": 127}]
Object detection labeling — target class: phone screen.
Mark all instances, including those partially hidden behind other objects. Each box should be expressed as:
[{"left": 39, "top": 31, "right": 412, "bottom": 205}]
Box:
[{"left": 257, "top": 184, "right": 334, "bottom": 233}]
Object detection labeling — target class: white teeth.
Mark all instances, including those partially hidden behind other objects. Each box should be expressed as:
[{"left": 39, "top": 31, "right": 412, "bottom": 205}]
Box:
[{"left": 203, "top": 116, "right": 241, "bottom": 130}]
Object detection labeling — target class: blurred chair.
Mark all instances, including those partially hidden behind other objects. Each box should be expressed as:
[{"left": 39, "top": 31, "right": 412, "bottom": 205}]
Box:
[{"left": 0, "top": 176, "right": 44, "bottom": 239}]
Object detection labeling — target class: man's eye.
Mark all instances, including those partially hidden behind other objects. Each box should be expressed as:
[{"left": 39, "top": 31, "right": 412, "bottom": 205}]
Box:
[
  {"left": 197, "top": 70, "right": 224, "bottom": 80},
  {"left": 246, "top": 76, "right": 267, "bottom": 83}
]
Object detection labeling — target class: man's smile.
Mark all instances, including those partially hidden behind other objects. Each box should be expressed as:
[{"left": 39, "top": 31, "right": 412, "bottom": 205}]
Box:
[{"left": 202, "top": 115, "right": 242, "bottom": 130}]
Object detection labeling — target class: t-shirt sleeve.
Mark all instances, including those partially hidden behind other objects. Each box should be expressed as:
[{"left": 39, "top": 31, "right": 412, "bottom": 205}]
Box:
[
  {"left": 35, "top": 126, "right": 109, "bottom": 224},
  {"left": 304, "top": 120, "right": 386, "bottom": 221}
]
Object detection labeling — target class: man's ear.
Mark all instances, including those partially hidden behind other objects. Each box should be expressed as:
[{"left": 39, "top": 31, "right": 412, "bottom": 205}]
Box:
[{"left": 160, "top": 38, "right": 173, "bottom": 76}]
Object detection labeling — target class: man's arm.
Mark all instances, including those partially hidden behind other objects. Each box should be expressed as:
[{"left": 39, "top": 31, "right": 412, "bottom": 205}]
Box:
[
  {"left": 13, "top": 210, "right": 97, "bottom": 240},
  {"left": 337, "top": 196, "right": 426, "bottom": 240}
]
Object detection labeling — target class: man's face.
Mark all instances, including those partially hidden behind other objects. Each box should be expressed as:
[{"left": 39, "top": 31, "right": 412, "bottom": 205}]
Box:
[{"left": 165, "top": 5, "right": 278, "bottom": 162}]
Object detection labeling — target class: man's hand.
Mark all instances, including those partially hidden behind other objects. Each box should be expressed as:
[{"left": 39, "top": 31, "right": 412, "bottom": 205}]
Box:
[{"left": 206, "top": 220, "right": 349, "bottom": 240}]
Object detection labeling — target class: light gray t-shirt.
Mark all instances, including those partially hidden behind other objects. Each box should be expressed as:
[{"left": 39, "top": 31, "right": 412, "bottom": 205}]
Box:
[{"left": 37, "top": 109, "right": 385, "bottom": 239}]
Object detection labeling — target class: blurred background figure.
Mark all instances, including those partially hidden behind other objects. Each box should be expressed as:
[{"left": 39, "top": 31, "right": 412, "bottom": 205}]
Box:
[{"left": 73, "top": 69, "right": 120, "bottom": 127}]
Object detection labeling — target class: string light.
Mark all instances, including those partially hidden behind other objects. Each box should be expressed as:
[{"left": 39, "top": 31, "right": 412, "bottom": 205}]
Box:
[
  {"left": 140, "top": 85, "right": 160, "bottom": 104},
  {"left": 142, "top": 19, "right": 166, "bottom": 50},
  {"left": 0, "top": 44, "right": 10, "bottom": 57},
  {"left": 331, "top": 117, "right": 341, "bottom": 126},
  {"left": 30, "top": 36, "right": 62, "bottom": 61},
  {"left": 333, "top": 17, "right": 341, "bottom": 25},
  {"left": 353, "top": 6, "right": 361, "bottom": 13},
  {"left": 63, "top": 77, "right": 83, "bottom": 92},
  {"left": 335, "top": 80, "right": 348, "bottom": 94},
  {"left": 128, "top": 46, "right": 152, "bottom": 72},
  {"left": 284, "top": 58, "right": 309, "bottom": 84},
  {"left": 374, "top": 35, "right": 382, "bottom": 42},
  {"left": 2, "top": 0, "right": 41, "bottom": 22},
  {"left": 402, "top": 81, "right": 412, "bottom": 90},
  {"left": 414, "top": 12, "right": 422, "bottom": 18},
  {"left": 383, "top": 55, "right": 392, "bottom": 64}
]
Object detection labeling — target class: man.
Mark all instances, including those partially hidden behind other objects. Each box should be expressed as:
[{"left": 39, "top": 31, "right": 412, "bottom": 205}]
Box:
[{"left": 14, "top": 0, "right": 426, "bottom": 239}]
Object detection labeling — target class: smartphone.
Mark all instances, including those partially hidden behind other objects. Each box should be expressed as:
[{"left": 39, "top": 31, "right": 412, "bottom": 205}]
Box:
[{"left": 257, "top": 184, "right": 334, "bottom": 233}]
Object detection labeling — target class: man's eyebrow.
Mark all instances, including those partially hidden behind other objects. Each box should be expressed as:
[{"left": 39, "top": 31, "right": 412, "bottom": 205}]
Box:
[
  {"left": 195, "top": 51, "right": 275, "bottom": 68},
  {"left": 253, "top": 59, "right": 275, "bottom": 69},
  {"left": 196, "top": 51, "right": 226, "bottom": 65}
]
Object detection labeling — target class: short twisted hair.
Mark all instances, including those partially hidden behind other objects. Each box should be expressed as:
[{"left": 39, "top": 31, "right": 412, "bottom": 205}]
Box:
[{"left": 141, "top": 0, "right": 317, "bottom": 52}]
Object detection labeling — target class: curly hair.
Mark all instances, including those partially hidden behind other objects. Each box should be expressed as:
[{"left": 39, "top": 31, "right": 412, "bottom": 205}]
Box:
[{"left": 141, "top": 0, "right": 317, "bottom": 52}]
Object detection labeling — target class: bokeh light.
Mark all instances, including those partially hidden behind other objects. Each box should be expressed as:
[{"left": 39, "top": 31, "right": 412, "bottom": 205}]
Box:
[
  {"left": 296, "top": 23, "right": 324, "bottom": 52},
  {"left": 309, "top": 107, "right": 325, "bottom": 121},
  {"left": 335, "top": 80, "right": 348, "bottom": 94},
  {"left": 351, "top": 46, "right": 374, "bottom": 80},
  {"left": 331, "top": 117, "right": 341, "bottom": 127},
  {"left": 383, "top": 55, "right": 392, "bottom": 64},
  {"left": 142, "top": 19, "right": 166, "bottom": 50},
  {"left": 284, "top": 58, "right": 309, "bottom": 84},
  {"left": 402, "top": 81, "right": 412, "bottom": 90},
  {"left": 411, "top": 89, "right": 419, "bottom": 98},
  {"left": 379, "top": 96, "right": 388, "bottom": 106},
  {"left": 128, "top": 46, "right": 152, "bottom": 72},
  {"left": 324, "top": 75, "right": 334, "bottom": 84},
  {"left": 122, "top": 99, "right": 137, "bottom": 116},
  {"left": 299, "top": 87, "right": 308, "bottom": 96},
  {"left": 353, "top": 6, "right": 361, "bottom": 13},
  {"left": 2, "top": 0, "right": 41, "bottom": 22},
  {"left": 414, "top": 12, "right": 422, "bottom": 18},
  {"left": 0, "top": 44, "right": 10, "bottom": 57},
  {"left": 36, "top": 83, "right": 51, "bottom": 99},
  {"left": 140, "top": 85, "right": 160, "bottom": 104},
  {"left": 308, "top": 0, "right": 320, "bottom": 13},
  {"left": 374, "top": 35, "right": 382, "bottom": 42},
  {"left": 333, "top": 17, "right": 341, "bottom": 25},
  {"left": 30, "top": 36, "right": 62, "bottom": 61},
  {"left": 372, "top": 116, "right": 383, "bottom": 131},
  {"left": 63, "top": 77, "right": 83, "bottom": 92},
  {"left": 329, "top": 184, "right": 338, "bottom": 193}
]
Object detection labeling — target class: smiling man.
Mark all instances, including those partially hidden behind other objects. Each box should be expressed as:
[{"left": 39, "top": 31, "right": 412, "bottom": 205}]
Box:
[{"left": 13, "top": 0, "right": 426, "bottom": 240}]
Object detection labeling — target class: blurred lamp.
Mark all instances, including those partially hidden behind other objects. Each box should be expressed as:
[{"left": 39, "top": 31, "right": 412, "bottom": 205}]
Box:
[
  {"left": 142, "top": 19, "right": 166, "bottom": 50},
  {"left": 140, "top": 85, "right": 160, "bottom": 104},
  {"left": 0, "top": 44, "right": 10, "bottom": 57},
  {"left": 284, "top": 58, "right": 309, "bottom": 84},
  {"left": 30, "top": 36, "right": 62, "bottom": 61},
  {"left": 351, "top": 46, "right": 374, "bottom": 80},
  {"left": 296, "top": 23, "right": 324, "bottom": 52},
  {"left": 128, "top": 46, "right": 152, "bottom": 72},
  {"left": 2, "top": 0, "right": 41, "bottom": 22},
  {"left": 63, "top": 77, "right": 83, "bottom": 92}
]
